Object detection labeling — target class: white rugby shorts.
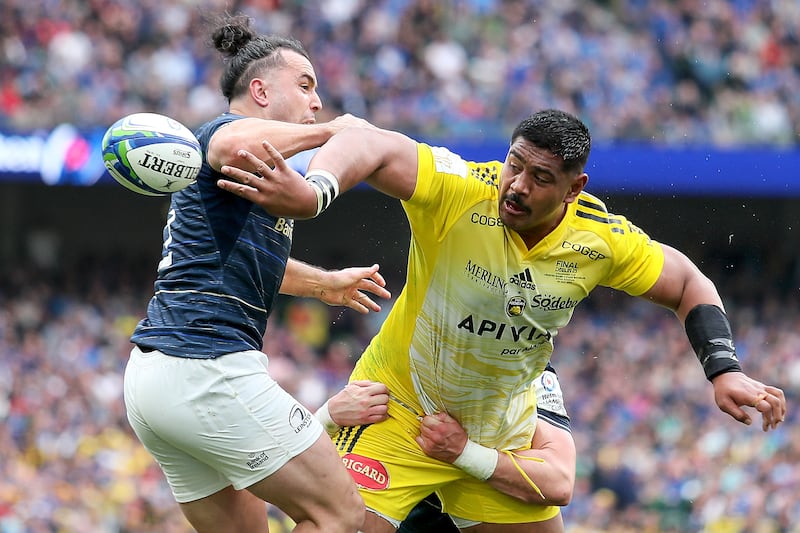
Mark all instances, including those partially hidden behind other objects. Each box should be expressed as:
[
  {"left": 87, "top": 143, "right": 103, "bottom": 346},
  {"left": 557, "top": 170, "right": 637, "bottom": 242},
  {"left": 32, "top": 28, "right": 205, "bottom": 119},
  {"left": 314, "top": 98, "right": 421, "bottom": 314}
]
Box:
[{"left": 124, "top": 346, "right": 323, "bottom": 503}]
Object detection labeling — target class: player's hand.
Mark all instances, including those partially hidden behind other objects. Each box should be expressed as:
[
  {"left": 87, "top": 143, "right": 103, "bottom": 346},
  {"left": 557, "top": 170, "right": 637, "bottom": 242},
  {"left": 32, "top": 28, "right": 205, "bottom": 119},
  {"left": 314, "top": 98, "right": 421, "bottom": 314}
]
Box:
[
  {"left": 317, "top": 264, "right": 391, "bottom": 314},
  {"left": 327, "top": 113, "right": 378, "bottom": 134},
  {"left": 217, "top": 140, "right": 318, "bottom": 218},
  {"left": 711, "top": 372, "right": 786, "bottom": 431},
  {"left": 415, "top": 412, "right": 469, "bottom": 464},
  {"left": 327, "top": 381, "right": 390, "bottom": 427}
]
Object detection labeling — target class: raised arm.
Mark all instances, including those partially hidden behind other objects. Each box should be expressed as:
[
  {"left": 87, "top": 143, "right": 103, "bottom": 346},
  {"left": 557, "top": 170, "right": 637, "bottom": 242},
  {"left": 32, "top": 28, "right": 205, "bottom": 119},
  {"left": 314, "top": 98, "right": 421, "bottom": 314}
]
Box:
[
  {"left": 217, "top": 126, "right": 419, "bottom": 218},
  {"left": 207, "top": 114, "right": 374, "bottom": 173},
  {"left": 642, "top": 244, "right": 786, "bottom": 430}
]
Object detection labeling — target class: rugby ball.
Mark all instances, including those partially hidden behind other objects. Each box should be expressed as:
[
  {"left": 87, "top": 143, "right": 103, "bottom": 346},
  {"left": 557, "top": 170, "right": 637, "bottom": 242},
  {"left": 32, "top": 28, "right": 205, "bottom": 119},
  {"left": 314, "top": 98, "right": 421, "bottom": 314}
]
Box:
[{"left": 101, "top": 112, "right": 202, "bottom": 196}]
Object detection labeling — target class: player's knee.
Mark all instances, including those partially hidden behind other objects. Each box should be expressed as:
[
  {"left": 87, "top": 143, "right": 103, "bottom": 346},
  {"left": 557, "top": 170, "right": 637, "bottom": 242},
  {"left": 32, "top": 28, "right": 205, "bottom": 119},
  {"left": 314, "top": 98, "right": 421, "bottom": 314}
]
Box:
[{"left": 325, "top": 489, "right": 365, "bottom": 532}]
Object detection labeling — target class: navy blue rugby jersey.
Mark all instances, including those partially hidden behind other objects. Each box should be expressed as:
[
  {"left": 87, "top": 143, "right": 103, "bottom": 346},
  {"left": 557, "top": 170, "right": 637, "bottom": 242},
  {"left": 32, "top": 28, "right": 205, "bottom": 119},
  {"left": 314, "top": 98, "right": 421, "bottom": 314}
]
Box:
[{"left": 131, "top": 113, "right": 294, "bottom": 358}]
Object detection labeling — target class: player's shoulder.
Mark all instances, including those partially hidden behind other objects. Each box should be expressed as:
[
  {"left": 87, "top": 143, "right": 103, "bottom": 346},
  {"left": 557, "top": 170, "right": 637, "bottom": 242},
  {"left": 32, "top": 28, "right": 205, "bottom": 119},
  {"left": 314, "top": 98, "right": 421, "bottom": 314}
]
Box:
[
  {"left": 571, "top": 191, "right": 651, "bottom": 242},
  {"left": 195, "top": 113, "right": 243, "bottom": 146},
  {"left": 419, "top": 143, "right": 503, "bottom": 189}
]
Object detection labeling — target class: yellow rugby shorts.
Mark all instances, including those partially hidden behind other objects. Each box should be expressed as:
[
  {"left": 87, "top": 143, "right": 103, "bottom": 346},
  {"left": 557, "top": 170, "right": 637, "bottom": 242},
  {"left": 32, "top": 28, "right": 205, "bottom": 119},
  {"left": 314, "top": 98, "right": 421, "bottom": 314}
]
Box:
[{"left": 331, "top": 400, "right": 559, "bottom": 524}]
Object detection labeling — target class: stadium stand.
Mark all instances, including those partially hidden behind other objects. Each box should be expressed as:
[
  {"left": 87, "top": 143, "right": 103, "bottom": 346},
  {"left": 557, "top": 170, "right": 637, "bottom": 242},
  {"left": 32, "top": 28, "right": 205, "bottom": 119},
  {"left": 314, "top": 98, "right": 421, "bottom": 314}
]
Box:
[{"left": 0, "top": 1, "right": 798, "bottom": 532}]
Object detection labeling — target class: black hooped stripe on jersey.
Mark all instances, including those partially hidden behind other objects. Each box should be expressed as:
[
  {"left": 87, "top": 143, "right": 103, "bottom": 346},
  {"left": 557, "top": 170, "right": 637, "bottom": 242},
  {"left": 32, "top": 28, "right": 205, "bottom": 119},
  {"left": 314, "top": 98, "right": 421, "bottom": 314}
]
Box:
[
  {"left": 333, "top": 424, "right": 370, "bottom": 454},
  {"left": 333, "top": 424, "right": 353, "bottom": 450},
  {"left": 575, "top": 210, "right": 611, "bottom": 224},
  {"left": 575, "top": 208, "right": 626, "bottom": 234},
  {"left": 577, "top": 197, "right": 608, "bottom": 213}
]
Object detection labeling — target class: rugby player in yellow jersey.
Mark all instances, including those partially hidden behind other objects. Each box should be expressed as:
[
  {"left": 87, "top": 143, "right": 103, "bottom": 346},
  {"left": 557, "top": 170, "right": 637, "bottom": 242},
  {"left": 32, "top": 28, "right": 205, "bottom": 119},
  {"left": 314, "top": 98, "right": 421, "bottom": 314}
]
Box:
[
  {"left": 318, "top": 363, "right": 575, "bottom": 532},
  {"left": 218, "top": 108, "right": 787, "bottom": 532}
]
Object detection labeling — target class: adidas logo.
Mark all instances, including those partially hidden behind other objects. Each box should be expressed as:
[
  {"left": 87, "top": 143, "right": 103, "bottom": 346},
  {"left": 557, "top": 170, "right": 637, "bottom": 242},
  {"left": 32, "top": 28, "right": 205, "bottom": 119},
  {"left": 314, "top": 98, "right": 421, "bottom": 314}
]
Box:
[{"left": 509, "top": 268, "right": 536, "bottom": 290}]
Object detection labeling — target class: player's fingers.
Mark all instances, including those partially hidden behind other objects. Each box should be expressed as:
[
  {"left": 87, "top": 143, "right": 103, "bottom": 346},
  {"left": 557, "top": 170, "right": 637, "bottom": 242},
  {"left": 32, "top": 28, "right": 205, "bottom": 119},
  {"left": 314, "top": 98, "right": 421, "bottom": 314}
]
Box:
[
  {"left": 232, "top": 148, "right": 273, "bottom": 176},
  {"left": 261, "top": 140, "right": 287, "bottom": 170},
  {"left": 720, "top": 399, "right": 752, "bottom": 426},
  {"left": 753, "top": 396, "right": 775, "bottom": 432},
  {"left": 360, "top": 296, "right": 382, "bottom": 313},
  {"left": 347, "top": 291, "right": 382, "bottom": 314},
  {"left": 216, "top": 179, "right": 260, "bottom": 200},
  {"left": 367, "top": 404, "right": 389, "bottom": 421},
  {"left": 360, "top": 279, "right": 391, "bottom": 299},
  {"left": 364, "top": 381, "right": 389, "bottom": 395},
  {"left": 372, "top": 393, "right": 390, "bottom": 407},
  {"left": 345, "top": 298, "right": 370, "bottom": 314},
  {"left": 366, "top": 265, "right": 387, "bottom": 287},
  {"left": 220, "top": 164, "right": 260, "bottom": 185},
  {"left": 765, "top": 385, "right": 787, "bottom": 420},
  {"left": 757, "top": 389, "right": 786, "bottom": 430}
]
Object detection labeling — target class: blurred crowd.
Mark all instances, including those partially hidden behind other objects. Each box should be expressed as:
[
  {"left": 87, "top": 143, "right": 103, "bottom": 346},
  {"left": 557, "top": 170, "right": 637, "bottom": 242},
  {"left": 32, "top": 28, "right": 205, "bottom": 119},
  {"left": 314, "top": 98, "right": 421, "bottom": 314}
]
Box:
[
  {"left": 0, "top": 251, "right": 797, "bottom": 533},
  {"left": 2, "top": 0, "right": 800, "bottom": 532},
  {"left": 1, "top": 0, "right": 799, "bottom": 146}
]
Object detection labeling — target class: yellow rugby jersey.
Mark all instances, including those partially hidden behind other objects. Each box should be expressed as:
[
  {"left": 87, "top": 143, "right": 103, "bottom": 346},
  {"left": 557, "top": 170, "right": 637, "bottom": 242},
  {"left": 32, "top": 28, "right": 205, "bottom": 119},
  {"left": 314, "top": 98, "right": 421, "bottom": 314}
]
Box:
[{"left": 352, "top": 143, "right": 664, "bottom": 450}]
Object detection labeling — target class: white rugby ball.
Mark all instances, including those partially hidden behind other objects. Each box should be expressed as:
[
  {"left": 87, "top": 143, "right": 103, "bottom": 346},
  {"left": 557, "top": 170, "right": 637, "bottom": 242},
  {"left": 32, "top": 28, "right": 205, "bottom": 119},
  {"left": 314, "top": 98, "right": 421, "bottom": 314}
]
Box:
[{"left": 101, "top": 112, "right": 202, "bottom": 196}]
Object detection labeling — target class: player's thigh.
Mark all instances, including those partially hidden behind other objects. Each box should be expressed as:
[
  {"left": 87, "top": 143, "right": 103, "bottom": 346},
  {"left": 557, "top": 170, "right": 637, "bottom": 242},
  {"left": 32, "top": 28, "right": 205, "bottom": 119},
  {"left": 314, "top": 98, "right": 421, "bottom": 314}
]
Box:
[
  {"left": 461, "top": 514, "right": 564, "bottom": 533},
  {"left": 363, "top": 510, "right": 400, "bottom": 533},
  {"left": 179, "top": 485, "right": 268, "bottom": 533},
  {"left": 126, "top": 347, "right": 327, "bottom": 500},
  {"left": 246, "top": 432, "right": 364, "bottom": 526}
]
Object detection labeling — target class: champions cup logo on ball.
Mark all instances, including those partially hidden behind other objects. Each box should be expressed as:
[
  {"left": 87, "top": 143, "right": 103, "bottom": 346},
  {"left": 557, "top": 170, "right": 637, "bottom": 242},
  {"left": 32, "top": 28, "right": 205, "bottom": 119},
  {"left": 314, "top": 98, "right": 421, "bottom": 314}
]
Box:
[{"left": 101, "top": 112, "right": 202, "bottom": 196}]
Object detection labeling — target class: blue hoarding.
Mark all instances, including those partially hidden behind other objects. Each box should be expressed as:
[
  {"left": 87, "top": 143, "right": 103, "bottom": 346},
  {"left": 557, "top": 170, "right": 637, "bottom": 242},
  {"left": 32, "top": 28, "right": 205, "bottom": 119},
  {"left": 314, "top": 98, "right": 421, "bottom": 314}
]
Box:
[{"left": 0, "top": 126, "right": 797, "bottom": 197}]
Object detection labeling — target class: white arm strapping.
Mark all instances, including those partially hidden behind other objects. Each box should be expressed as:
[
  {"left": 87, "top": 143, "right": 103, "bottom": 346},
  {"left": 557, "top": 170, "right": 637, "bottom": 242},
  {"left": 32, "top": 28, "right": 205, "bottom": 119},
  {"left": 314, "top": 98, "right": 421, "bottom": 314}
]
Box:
[
  {"left": 314, "top": 400, "right": 340, "bottom": 436},
  {"left": 304, "top": 169, "right": 340, "bottom": 217},
  {"left": 453, "top": 439, "right": 499, "bottom": 481}
]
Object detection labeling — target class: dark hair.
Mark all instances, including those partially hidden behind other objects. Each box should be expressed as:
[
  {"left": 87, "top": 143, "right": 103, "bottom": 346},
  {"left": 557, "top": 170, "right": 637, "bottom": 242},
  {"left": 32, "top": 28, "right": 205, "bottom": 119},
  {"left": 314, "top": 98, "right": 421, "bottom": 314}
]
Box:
[
  {"left": 209, "top": 14, "right": 311, "bottom": 102},
  {"left": 511, "top": 109, "right": 591, "bottom": 174}
]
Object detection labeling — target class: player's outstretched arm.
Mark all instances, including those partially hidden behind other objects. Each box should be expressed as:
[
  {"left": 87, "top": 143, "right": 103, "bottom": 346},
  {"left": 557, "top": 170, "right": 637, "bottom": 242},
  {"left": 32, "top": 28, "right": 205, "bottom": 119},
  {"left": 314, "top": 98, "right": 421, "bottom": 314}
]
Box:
[
  {"left": 217, "top": 126, "right": 419, "bottom": 218},
  {"left": 415, "top": 412, "right": 575, "bottom": 506},
  {"left": 642, "top": 244, "right": 787, "bottom": 431},
  {"left": 280, "top": 260, "right": 391, "bottom": 314},
  {"left": 207, "top": 114, "right": 375, "bottom": 173}
]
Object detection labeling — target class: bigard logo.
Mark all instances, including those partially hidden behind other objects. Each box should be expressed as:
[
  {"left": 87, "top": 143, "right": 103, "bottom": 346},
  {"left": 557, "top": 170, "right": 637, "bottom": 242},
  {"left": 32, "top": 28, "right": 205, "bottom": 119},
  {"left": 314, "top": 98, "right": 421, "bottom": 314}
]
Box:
[{"left": 342, "top": 453, "right": 389, "bottom": 490}]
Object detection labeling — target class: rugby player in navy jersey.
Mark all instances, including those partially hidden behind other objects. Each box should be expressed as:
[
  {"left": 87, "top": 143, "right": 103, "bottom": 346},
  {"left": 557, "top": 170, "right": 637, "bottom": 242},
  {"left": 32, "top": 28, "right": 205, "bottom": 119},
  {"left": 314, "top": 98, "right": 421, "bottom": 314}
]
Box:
[
  {"left": 123, "top": 14, "right": 388, "bottom": 533},
  {"left": 219, "top": 109, "right": 785, "bottom": 532}
]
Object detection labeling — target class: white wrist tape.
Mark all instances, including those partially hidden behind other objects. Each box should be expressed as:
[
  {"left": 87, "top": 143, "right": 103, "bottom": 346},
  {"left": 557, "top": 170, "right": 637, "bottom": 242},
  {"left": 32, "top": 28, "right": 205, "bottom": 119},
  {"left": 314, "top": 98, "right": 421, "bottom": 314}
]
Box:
[
  {"left": 314, "top": 401, "right": 340, "bottom": 436},
  {"left": 453, "top": 439, "right": 498, "bottom": 481},
  {"left": 305, "top": 169, "right": 340, "bottom": 217}
]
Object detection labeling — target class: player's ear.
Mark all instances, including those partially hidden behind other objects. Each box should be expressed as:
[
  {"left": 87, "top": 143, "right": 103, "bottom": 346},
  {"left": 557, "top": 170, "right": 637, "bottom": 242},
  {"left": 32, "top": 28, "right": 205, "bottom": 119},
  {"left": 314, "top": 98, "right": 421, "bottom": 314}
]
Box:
[
  {"left": 250, "top": 78, "right": 269, "bottom": 107},
  {"left": 565, "top": 172, "right": 588, "bottom": 203}
]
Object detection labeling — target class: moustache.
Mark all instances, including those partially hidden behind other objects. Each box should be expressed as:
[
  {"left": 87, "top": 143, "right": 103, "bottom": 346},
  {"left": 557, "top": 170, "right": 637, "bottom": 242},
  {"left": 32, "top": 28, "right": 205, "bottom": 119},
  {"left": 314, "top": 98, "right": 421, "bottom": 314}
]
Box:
[{"left": 504, "top": 192, "right": 529, "bottom": 212}]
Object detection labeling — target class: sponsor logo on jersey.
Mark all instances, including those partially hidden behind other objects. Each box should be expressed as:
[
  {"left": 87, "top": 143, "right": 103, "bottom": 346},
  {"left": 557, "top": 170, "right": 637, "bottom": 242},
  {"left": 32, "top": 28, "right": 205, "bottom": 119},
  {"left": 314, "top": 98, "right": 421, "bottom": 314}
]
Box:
[
  {"left": 431, "top": 146, "right": 468, "bottom": 177},
  {"left": 457, "top": 314, "right": 551, "bottom": 343},
  {"left": 540, "top": 371, "right": 556, "bottom": 392},
  {"left": 506, "top": 296, "right": 526, "bottom": 317},
  {"left": 470, "top": 212, "right": 504, "bottom": 227},
  {"left": 288, "top": 404, "right": 313, "bottom": 434},
  {"left": 342, "top": 453, "right": 389, "bottom": 490},
  {"left": 273, "top": 217, "right": 294, "bottom": 239},
  {"left": 530, "top": 293, "right": 578, "bottom": 311},
  {"left": 555, "top": 260, "right": 578, "bottom": 274},
  {"left": 465, "top": 260, "right": 506, "bottom": 293},
  {"left": 510, "top": 268, "right": 536, "bottom": 290},
  {"left": 247, "top": 450, "right": 270, "bottom": 470},
  {"left": 561, "top": 240, "right": 606, "bottom": 261}
]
